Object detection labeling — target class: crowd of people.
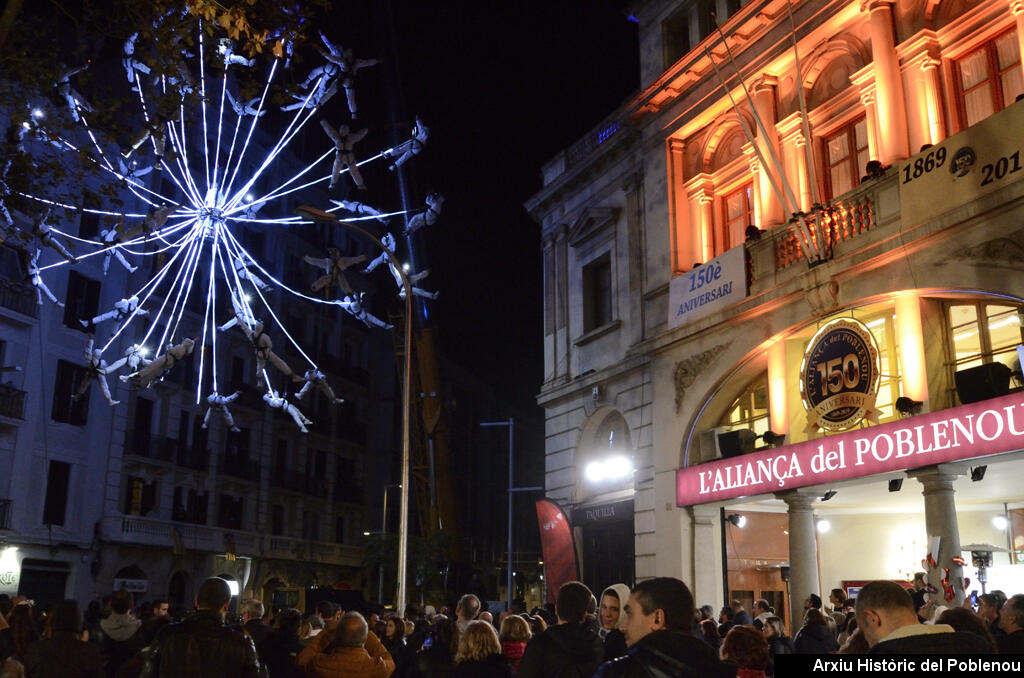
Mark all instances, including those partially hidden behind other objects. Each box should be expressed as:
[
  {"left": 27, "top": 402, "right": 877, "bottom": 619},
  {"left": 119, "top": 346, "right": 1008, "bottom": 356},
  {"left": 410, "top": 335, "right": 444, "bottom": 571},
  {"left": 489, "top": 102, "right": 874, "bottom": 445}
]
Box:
[{"left": 0, "top": 571, "right": 1021, "bottom": 677}]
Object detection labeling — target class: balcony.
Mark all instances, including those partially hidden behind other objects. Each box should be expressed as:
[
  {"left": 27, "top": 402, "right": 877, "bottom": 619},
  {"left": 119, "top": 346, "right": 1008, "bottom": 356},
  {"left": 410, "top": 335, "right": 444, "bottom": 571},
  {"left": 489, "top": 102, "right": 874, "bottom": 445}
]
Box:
[
  {"left": 123, "top": 433, "right": 177, "bottom": 463},
  {"left": 269, "top": 470, "right": 329, "bottom": 498},
  {"left": 218, "top": 457, "right": 260, "bottom": 482},
  {"left": 0, "top": 384, "right": 26, "bottom": 421},
  {"left": 0, "top": 280, "right": 37, "bottom": 318}
]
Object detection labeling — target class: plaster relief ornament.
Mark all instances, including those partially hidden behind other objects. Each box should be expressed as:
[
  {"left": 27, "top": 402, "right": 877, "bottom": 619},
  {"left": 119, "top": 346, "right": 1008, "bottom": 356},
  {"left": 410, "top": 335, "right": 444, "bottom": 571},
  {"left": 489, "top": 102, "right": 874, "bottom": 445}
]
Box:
[
  {"left": 673, "top": 344, "right": 729, "bottom": 413},
  {"left": 15, "top": 16, "right": 432, "bottom": 413},
  {"left": 264, "top": 388, "right": 312, "bottom": 433},
  {"left": 74, "top": 338, "right": 120, "bottom": 406},
  {"left": 204, "top": 391, "right": 241, "bottom": 432},
  {"left": 386, "top": 116, "right": 429, "bottom": 171},
  {"left": 404, "top": 192, "right": 443, "bottom": 236},
  {"left": 321, "top": 121, "right": 369, "bottom": 189},
  {"left": 297, "top": 368, "right": 343, "bottom": 404}
]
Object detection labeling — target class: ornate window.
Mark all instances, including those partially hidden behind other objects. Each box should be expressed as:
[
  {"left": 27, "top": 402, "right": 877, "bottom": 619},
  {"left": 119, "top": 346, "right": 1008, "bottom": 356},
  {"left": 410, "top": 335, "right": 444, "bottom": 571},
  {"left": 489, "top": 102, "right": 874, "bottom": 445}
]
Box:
[
  {"left": 948, "top": 302, "right": 1023, "bottom": 373},
  {"left": 719, "top": 374, "right": 770, "bottom": 436},
  {"left": 721, "top": 183, "right": 753, "bottom": 253},
  {"left": 824, "top": 117, "right": 868, "bottom": 199},
  {"left": 955, "top": 30, "right": 1024, "bottom": 128}
]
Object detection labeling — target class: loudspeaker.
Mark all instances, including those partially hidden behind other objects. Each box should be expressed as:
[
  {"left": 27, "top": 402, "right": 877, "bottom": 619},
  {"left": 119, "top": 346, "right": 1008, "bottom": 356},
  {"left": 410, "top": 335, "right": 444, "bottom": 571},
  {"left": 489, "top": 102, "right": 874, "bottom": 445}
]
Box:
[
  {"left": 954, "top": 363, "right": 1012, "bottom": 404},
  {"left": 717, "top": 429, "right": 757, "bottom": 458}
]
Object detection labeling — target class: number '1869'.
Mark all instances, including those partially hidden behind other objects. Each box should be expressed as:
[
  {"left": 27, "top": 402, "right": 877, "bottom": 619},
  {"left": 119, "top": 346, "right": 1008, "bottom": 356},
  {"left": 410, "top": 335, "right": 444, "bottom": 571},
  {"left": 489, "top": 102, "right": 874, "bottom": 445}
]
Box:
[{"left": 901, "top": 147, "right": 946, "bottom": 185}]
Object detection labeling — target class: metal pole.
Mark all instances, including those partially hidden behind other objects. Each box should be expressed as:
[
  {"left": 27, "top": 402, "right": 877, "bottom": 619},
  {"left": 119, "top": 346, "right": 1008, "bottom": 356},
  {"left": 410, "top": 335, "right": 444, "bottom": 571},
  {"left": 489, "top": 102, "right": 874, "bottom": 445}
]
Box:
[
  {"left": 507, "top": 416, "right": 515, "bottom": 610},
  {"left": 378, "top": 486, "right": 389, "bottom": 604},
  {"left": 295, "top": 206, "right": 414, "bottom": 616}
]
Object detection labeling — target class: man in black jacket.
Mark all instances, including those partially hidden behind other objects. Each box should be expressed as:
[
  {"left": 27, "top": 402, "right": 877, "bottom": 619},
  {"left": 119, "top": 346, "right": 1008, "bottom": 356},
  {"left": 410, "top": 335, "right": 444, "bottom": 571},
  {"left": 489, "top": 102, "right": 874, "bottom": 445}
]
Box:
[
  {"left": 595, "top": 578, "right": 737, "bottom": 678},
  {"left": 997, "top": 594, "right": 1024, "bottom": 653},
  {"left": 141, "top": 577, "right": 264, "bottom": 678},
  {"left": 855, "top": 580, "right": 991, "bottom": 654},
  {"left": 517, "top": 581, "right": 604, "bottom": 678}
]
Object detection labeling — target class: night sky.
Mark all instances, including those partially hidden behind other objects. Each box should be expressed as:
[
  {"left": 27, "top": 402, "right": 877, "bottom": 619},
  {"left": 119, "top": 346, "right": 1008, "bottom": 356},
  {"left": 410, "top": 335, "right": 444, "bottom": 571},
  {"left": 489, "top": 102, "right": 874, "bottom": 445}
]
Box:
[{"left": 385, "top": 1, "right": 640, "bottom": 404}]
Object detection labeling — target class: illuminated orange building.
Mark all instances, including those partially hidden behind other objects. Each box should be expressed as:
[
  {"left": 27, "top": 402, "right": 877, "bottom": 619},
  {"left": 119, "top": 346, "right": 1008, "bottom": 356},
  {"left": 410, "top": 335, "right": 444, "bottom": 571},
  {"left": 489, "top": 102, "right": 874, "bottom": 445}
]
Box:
[{"left": 527, "top": 0, "right": 1024, "bottom": 630}]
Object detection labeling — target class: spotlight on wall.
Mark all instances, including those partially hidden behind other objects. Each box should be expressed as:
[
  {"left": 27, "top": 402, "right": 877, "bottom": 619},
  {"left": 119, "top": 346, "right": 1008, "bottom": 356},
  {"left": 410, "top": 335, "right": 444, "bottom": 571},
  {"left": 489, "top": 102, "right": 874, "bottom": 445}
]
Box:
[
  {"left": 993, "top": 515, "right": 1009, "bottom": 530},
  {"left": 895, "top": 397, "right": 924, "bottom": 416},
  {"left": 816, "top": 519, "right": 831, "bottom": 534},
  {"left": 971, "top": 466, "right": 988, "bottom": 482},
  {"left": 726, "top": 514, "right": 747, "bottom": 528},
  {"left": 888, "top": 478, "right": 903, "bottom": 493},
  {"left": 955, "top": 363, "right": 1012, "bottom": 404},
  {"left": 760, "top": 430, "right": 787, "bottom": 447},
  {"left": 718, "top": 429, "right": 757, "bottom": 458},
  {"left": 821, "top": 490, "right": 837, "bottom": 502}
]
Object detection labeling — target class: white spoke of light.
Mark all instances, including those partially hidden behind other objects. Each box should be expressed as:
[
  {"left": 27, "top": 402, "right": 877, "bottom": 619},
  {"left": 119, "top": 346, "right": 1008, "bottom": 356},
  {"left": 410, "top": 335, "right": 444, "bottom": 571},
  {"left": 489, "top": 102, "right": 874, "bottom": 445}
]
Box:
[{"left": 220, "top": 59, "right": 278, "bottom": 202}]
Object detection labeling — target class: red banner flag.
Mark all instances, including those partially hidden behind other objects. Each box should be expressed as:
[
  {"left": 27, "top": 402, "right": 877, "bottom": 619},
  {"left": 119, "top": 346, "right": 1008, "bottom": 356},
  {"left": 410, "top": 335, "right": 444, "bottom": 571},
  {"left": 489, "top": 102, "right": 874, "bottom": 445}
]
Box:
[{"left": 535, "top": 498, "right": 578, "bottom": 603}]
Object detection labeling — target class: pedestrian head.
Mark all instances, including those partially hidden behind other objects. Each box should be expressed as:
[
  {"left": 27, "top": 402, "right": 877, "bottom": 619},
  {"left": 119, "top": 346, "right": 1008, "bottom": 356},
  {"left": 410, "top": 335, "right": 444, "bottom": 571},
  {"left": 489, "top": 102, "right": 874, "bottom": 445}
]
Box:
[
  {"left": 456, "top": 594, "right": 480, "bottom": 622},
  {"left": 499, "top": 614, "right": 531, "bottom": 642},
  {"left": 110, "top": 589, "right": 133, "bottom": 615},
  {"left": 753, "top": 599, "right": 770, "bottom": 615},
  {"left": 276, "top": 608, "right": 303, "bottom": 637},
  {"left": 456, "top": 620, "right": 501, "bottom": 663},
  {"left": 195, "top": 577, "right": 232, "bottom": 613},
  {"left": 600, "top": 584, "right": 630, "bottom": 631},
  {"left": 721, "top": 625, "right": 769, "bottom": 671},
  {"left": 805, "top": 593, "right": 822, "bottom": 610},
  {"left": 621, "top": 577, "right": 694, "bottom": 647},
  {"left": 316, "top": 600, "right": 336, "bottom": 620},
  {"left": 555, "top": 581, "right": 592, "bottom": 624},
  {"left": 999, "top": 594, "right": 1024, "bottom": 635},
  {"left": 332, "top": 612, "right": 368, "bottom": 649},
  {"left": 762, "top": 616, "right": 785, "bottom": 638},
  {"left": 240, "top": 599, "right": 264, "bottom": 622},
  {"left": 854, "top": 580, "right": 918, "bottom": 647},
  {"left": 49, "top": 600, "right": 84, "bottom": 634}
]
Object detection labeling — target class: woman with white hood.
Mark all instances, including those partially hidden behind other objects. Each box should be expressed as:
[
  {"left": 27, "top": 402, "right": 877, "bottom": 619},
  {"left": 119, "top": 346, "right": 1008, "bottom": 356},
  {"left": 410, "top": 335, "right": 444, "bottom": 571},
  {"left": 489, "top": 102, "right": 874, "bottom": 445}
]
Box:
[{"left": 599, "top": 583, "right": 631, "bottom": 661}]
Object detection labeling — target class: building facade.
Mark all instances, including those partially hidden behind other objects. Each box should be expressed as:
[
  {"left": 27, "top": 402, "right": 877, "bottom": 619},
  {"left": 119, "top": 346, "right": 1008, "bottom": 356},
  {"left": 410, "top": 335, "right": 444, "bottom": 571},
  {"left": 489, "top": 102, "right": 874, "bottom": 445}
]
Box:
[
  {"left": 0, "top": 120, "right": 395, "bottom": 611},
  {"left": 527, "top": 0, "right": 1024, "bottom": 627}
]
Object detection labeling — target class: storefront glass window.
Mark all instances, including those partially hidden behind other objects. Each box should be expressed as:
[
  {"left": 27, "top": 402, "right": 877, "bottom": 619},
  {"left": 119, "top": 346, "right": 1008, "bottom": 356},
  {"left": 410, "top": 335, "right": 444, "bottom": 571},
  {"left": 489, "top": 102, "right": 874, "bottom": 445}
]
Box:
[
  {"left": 866, "top": 313, "right": 902, "bottom": 424},
  {"left": 720, "top": 375, "right": 770, "bottom": 435},
  {"left": 949, "top": 303, "right": 1022, "bottom": 372}
]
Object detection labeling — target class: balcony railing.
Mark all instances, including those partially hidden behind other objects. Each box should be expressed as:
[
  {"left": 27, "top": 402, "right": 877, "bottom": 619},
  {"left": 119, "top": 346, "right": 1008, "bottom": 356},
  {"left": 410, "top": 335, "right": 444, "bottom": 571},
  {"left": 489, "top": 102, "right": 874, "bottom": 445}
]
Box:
[
  {"left": 774, "top": 194, "right": 874, "bottom": 270},
  {"left": 0, "top": 280, "right": 37, "bottom": 318},
  {"left": 218, "top": 457, "right": 260, "bottom": 482},
  {"left": 0, "top": 384, "right": 26, "bottom": 420}
]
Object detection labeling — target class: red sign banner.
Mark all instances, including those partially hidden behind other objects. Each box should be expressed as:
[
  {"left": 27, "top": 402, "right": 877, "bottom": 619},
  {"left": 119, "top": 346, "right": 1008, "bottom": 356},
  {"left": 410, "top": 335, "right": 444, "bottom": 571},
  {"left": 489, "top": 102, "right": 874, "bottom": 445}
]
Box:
[
  {"left": 677, "top": 393, "right": 1024, "bottom": 506},
  {"left": 535, "top": 498, "right": 579, "bottom": 603}
]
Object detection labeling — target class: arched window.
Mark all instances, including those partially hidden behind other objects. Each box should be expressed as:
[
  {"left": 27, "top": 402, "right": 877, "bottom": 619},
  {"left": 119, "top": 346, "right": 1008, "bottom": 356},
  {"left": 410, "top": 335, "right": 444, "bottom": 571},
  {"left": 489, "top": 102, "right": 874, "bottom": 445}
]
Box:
[{"left": 718, "top": 374, "right": 770, "bottom": 436}]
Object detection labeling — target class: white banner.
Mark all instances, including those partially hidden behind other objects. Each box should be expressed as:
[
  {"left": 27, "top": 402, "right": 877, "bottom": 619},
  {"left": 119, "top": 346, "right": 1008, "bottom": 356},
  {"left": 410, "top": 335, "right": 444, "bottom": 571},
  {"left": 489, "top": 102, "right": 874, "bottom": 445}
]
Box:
[{"left": 668, "top": 245, "right": 747, "bottom": 329}]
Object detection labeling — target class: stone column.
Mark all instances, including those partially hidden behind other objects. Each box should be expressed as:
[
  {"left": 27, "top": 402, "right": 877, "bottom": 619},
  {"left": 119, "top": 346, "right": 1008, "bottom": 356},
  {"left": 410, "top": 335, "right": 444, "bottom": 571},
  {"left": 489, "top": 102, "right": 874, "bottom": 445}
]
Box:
[
  {"left": 920, "top": 57, "right": 945, "bottom": 145},
  {"left": 909, "top": 465, "right": 966, "bottom": 607},
  {"left": 777, "top": 490, "right": 820, "bottom": 628},
  {"left": 794, "top": 133, "right": 812, "bottom": 212},
  {"left": 697, "top": 191, "right": 714, "bottom": 263},
  {"left": 859, "top": 90, "right": 881, "bottom": 165},
  {"left": 863, "top": 0, "right": 909, "bottom": 163},
  {"left": 1011, "top": 2, "right": 1024, "bottom": 69},
  {"left": 751, "top": 76, "right": 783, "bottom": 226},
  {"left": 743, "top": 143, "right": 763, "bottom": 232},
  {"left": 691, "top": 505, "right": 724, "bottom": 607}
]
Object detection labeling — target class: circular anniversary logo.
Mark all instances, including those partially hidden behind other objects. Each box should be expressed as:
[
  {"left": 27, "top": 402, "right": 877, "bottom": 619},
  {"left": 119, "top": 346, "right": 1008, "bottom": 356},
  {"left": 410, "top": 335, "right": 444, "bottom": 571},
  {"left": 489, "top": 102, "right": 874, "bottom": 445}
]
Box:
[{"left": 799, "top": 317, "right": 881, "bottom": 432}]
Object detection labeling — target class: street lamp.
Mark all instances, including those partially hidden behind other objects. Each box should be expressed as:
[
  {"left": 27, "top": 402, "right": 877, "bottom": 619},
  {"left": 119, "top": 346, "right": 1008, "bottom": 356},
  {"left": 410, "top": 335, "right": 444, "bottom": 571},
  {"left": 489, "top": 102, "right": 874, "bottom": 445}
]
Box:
[
  {"left": 480, "top": 417, "right": 542, "bottom": 611},
  {"left": 297, "top": 206, "right": 414, "bottom": 614}
]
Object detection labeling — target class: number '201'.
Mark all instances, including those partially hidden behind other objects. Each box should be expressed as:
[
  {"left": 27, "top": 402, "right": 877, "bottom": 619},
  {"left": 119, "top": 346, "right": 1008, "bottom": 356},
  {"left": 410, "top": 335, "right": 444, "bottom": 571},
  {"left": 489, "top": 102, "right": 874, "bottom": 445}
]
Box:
[{"left": 980, "top": 150, "right": 1022, "bottom": 186}]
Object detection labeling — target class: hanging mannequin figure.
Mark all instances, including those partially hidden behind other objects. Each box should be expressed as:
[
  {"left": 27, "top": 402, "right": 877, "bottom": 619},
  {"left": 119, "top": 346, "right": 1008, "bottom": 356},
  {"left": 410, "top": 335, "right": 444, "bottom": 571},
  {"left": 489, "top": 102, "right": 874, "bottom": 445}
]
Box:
[
  {"left": 263, "top": 388, "right": 312, "bottom": 433},
  {"left": 332, "top": 292, "right": 392, "bottom": 330},
  {"left": 123, "top": 116, "right": 167, "bottom": 160},
  {"left": 218, "top": 39, "right": 255, "bottom": 68},
  {"left": 404, "top": 193, "right": 444, "bottom": 236},
  {"left": 281, "top": 79, "right": 337, "bottom": 112},
  {"left": 386, "top": 116, "right": 429, "bottom": 171},
  {"left": 320, "top": 120, "right": 368, "bottom": 190},
  {"left": 304, "top": 247, "right": 365, "bottom": 296},
  {"left": 203, "top": 391, "right": 241, "bottom": 432},
  {"left": 138, "top": 203, "right": 178, "bottom": 238},
  {"left": 55, "top": 63, "right": 92, "bottom": 122},
  {"left": 226, "top": 90, "right": 266, "bottom": 118},
  {"left": 26, "top": 249, "right": 63, "bottom": 307},
  {"left": 218, "top": 289, "right": 257, "bottom": 332},
  {"left": 123, "top": 32, "right": 151, "bottom": 85},
  {"left": 327, "top": 43, "right": 379, "bottom": 120},
  {"left": 27, "top": 209, "right": 77, "bottom": 263},
  {"left": 233, "top": 318, "right": 302, "bottom": 388},
  {"left": 99, "top": 220, "right": 137, "bottom": 274},
  {"left": 330, "top": 199, "right": 389, "bottom": 225},
  {"left": 233, "top": 253, "right": 272, "bottom": 291},
  {"left": 296, "top": 368, "right": 343, "bottom": 404},
  {"left": 82, "top": 294, "right": 148, "bottom": 328},
  {"left": 73, "top": 338, "right": 120, "bottom": 406},
  {"left": 362, "top": 233, "right": 437, "bottom": 300},
  {"left": 120, "top": 338, "right": 194, "bottom": 389},
  {"left": 103, "top": 343, "right": 151, "bottom": 375}
]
